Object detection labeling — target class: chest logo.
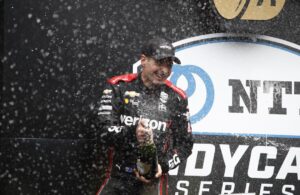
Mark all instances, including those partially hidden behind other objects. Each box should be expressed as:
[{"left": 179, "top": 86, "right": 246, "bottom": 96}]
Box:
[
  {"left": 125, "top": 91, "right": 140, "bottom": 97},
  {"left": 124, "top": 91, "right": 140, "bottom": 106},
  {"left": 160, "top": 92, "right": 169, "bottom": 103},
  {"left": 158, "top": 103, "right": 167, "bottom": 112}
]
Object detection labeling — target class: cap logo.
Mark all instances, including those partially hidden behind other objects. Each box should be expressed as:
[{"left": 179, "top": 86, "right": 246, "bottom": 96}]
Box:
[{"left": 160, "top": 45, "right": 172, "bottom": 50}]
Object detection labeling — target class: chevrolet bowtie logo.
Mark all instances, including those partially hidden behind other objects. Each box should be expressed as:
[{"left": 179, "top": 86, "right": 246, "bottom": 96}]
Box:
[
  {"left": 213, "top": 0, "right": 286, "bottom": 20},
  {"left": 124, "top": 91, "right": 140, "bottom": 98}
]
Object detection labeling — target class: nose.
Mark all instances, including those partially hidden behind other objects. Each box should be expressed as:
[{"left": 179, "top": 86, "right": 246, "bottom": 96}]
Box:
[{"left": 160, "top": 65, "right": 171, "bottom": 76}]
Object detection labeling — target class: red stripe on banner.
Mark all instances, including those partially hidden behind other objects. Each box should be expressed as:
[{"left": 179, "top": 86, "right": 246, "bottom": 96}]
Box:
[{"left": 96, "top": 147, "right": 114, "bottom": 195}]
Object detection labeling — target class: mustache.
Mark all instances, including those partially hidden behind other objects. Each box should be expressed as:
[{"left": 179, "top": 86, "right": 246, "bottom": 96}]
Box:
[{"left": 156, "top": 71, "right": 169, "bottom": 78}]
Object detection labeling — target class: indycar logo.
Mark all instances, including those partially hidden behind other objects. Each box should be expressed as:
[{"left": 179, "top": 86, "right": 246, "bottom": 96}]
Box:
[
  {"left": 213, "top": 0, "right": 286, "bottom": 20},
  {"left": 160, "top": 91, "right": 169, "bottom": 103}
]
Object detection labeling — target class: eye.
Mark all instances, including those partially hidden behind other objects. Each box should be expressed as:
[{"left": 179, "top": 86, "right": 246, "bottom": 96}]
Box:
[{"left": 157, "top": 58, "right": 173, "bottom": 68}]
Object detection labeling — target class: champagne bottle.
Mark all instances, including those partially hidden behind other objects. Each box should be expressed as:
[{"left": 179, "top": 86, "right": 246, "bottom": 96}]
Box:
[
  {"left": 136, "top": 142, "right": 158, "bottom": 179},
  {"left": 136, "top": 118, "right": 158, "bottom": 179}
]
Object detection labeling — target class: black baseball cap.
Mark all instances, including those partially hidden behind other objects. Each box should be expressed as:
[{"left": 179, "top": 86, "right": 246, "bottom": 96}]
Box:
[{"left": 141, "top": 37, "right": 181, "bottom": 64}]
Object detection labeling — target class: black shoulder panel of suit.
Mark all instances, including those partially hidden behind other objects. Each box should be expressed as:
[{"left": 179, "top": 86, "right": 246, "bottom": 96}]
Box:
[{"left": 108, "top": 73, "right": 138, "bottom": 85}]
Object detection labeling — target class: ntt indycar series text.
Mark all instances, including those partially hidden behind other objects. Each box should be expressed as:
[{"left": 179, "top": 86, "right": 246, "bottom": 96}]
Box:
[{"left": 96, "top": 73, "right": 193, "bottom": 194}]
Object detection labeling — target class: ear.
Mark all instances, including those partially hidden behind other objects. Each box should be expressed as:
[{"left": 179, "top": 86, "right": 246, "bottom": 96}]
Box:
[{"left": 140, "top": 54, "right": 146, "bottom": 67}]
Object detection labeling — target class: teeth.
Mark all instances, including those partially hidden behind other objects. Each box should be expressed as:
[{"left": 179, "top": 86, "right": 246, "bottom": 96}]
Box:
[
  {"left": 156, "top": 73, "right": 165, "bottom": 79},
  {"left": 157, "top": 75, "right": 164, "bottom": 79}
]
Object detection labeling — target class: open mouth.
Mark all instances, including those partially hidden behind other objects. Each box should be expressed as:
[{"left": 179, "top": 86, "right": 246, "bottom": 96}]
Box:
[{"left": 155, "top": 72, "right": 167, "bottom": 81}]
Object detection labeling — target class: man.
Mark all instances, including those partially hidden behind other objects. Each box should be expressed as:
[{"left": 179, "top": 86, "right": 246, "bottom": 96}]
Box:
[{"left": 96, "top": 37, "right": 193, "bottom": 195}]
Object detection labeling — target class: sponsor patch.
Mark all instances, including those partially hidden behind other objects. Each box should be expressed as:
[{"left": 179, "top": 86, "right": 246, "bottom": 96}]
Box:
[
  {"left": 130, "top": 99, "right": 139, "bottom": 106},
  {"left": 125, "top": 91, "right": 140, "bottom": 98},
  {"left": 169, "top": 153, "right": 181, "bottom": 169},
  {"left": 120, "top": 115, "right": 168, "bottom": 131},
  {"left": 97, "top": 111, "right": 111, "bottom": 115},
  {"left": 124, "top": 98, "right": 129, "bottom": 104},
  {"left": 158, "top": 103, "right": 167, "bottom": 112},
  {"left": 101, "top": 95, "right": 112, "bottom": 99},
  {"left": 100, "top": 99, "right": 111, "bottom": 103},
  {"left": 103, "top": 89, "right": 112, "bottom": 94},
  {"left": 99, "top": 105, "right": 112, "bottom": 111},
  {"left": 160, "top": 91, "right": 169, "bottom": 103},
  {"left": 108, "top": 126, "right": 123, "bottom": 133}
]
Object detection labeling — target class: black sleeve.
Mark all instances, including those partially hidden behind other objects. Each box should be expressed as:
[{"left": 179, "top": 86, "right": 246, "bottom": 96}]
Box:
[
  {"left": 173, "top": 97, "right": 193, "bottom": 159},
  {"left": 94, "top": 82, "right": 130, "bottom": 148},
  {"left": 160, "top": 96, "right": 193, "bottom": 173}
]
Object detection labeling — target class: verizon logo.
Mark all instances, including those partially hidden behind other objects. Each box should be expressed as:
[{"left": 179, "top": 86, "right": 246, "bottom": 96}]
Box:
[{"left": 120, "top": 115, "right": 167, "bottom": 131}]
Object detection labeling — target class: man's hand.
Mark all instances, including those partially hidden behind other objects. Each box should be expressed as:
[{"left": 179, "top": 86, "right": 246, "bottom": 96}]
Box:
[
  {"left": 154, "top": 163, "right": 162, "bottom": 178},
  {"left": 136, "top": 118, "right": 153, "bottom": 144},
  {"left": 135, "top": 117, "right": 161, "bottom": 184},
  {"left": 134, "top": 163, "right": 162, "bottom": 184}
]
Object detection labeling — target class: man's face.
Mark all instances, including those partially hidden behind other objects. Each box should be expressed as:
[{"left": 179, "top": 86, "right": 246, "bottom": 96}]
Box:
[{"left": 140, "top": 55, "right": 173, "bottom": 88}]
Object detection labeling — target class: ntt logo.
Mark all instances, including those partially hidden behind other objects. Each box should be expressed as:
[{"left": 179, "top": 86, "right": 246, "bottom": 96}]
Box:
[{"left": 170, "top": 65, "right": 214, "bottom": 124}]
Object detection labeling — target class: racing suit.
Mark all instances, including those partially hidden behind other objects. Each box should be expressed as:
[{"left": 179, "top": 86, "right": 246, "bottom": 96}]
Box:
[{"left": 96, "top": 73, "right": 193, "bottom": 195}]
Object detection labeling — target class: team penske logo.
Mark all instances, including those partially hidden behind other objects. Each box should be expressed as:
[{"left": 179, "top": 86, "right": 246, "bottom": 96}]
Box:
[{"left": 120, "top": 115, "right": 167, "bottom": 132}]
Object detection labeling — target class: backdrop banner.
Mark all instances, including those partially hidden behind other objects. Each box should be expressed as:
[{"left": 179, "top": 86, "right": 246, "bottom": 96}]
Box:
[{"left": 133, "top": 33, "right": 300, "bottom": 195}]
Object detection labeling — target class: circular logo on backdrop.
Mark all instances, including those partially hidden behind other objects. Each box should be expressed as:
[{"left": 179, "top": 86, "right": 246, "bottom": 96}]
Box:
[
  {"left": 133, "top": 34, "right": 300, "bottom": 137},
  {"left": 169, "top": 65, "right": 214, "bottom": 124}
]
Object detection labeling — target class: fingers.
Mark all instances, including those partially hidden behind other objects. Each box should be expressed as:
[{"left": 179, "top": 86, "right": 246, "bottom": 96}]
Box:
[
  {"left": 138, "top": 118, "right": 148, "bottom": 128},
  {"left": 155, "top": 163, "right": 162, "bottom": 178},
  {"left": 136, "top": 131, "right": 145, "bottom": 143},
  {"left": 134, "top": 169, "right": 151, "bottom": 184},
  {"left": 139, "top": 176, "right": 151, "bottom": 184},
  {"left": 136, "top": 117, "right": 154, "bottom": 143},
  {"left": 134, "top": 165, "right": 162, "bottom": 184},
  {"left": 136, "top": 119, "right": 147, "bottom": 143}
]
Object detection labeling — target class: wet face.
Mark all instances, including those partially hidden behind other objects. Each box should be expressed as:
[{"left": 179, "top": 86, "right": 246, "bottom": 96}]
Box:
[{"left": 140, "top": 55, "right": 173, "bottom": 88}]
